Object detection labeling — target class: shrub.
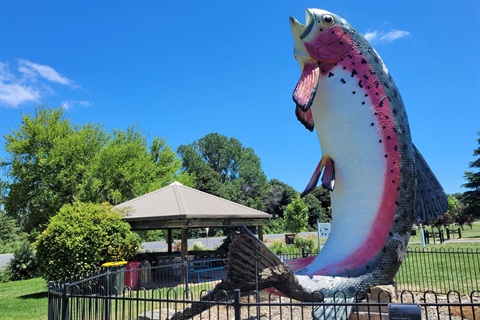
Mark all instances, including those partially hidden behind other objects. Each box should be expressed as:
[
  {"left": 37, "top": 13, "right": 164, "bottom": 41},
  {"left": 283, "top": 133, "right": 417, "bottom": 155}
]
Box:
[
  {"left": 269, "top": 238, "right": 286, "bottom": 254},
  {"left": 172, "top": 240, "right": 181, "bottom": 252},
  {"left": 8, "top": 241, "right": 39, "bottom": 281},
  {"left": 35, "top": 202, "right": 141, "bottom": 281},
  {"left": 0, "top": 214, "right": 26, "bottom": 254},
  {"left": 191, "top": 241, "right": 205, "bottom": 251},
  {"left": 0, "top": 265, "right": 12, "bottom": 283},
  {"left": 293, "top": 235, "right": 317, "bottom": 252}
]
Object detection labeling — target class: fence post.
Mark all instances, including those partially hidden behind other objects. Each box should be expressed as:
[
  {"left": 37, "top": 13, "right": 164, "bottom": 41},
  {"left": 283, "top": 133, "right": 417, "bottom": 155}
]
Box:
[
  {"left": 47, "top": 281, "right": 55, "bottom": 320},
  {"left": 233, "top": 289, "right": 241, "bottom": 320},
  {"left": 104, "top": 269, "right": 111, "bottom": 320},
  {"left": 61, "top": 283, "right": 70, "bottom": 320}
]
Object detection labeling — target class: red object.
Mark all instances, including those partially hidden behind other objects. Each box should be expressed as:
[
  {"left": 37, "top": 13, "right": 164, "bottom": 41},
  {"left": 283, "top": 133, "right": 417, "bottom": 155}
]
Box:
[{"left": 125, "top": 261, "right": 141, "bottom": 289}]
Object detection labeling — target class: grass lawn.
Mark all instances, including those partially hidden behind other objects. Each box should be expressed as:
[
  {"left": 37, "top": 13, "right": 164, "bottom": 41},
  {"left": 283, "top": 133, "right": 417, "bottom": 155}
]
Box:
[{"left": 0, "top": 277, "right": 48, "bottom": 320}]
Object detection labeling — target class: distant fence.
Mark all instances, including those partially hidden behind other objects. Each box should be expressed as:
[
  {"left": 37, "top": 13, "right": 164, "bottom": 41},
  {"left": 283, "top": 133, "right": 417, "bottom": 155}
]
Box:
[
  {"left": 48, "top": 248, "right": 480, "bottom": 319},
  {"left": 395, "top": 247, "right": 480, "bottom": 294}
]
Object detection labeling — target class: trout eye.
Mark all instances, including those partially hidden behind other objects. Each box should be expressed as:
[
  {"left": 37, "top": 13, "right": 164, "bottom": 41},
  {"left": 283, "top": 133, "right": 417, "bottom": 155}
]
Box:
[{"left": 321, "top": 14, "right": 335, "bottom": 26}]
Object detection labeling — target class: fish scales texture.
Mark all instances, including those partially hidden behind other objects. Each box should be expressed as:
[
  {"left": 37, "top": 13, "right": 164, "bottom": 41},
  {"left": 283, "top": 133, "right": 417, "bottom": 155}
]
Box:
[
  {"left": 291, "top": 9, "right": 417, "bottom": 285},
  {"left": 169, "top": 8, "right": 448, "bottom": 320}
]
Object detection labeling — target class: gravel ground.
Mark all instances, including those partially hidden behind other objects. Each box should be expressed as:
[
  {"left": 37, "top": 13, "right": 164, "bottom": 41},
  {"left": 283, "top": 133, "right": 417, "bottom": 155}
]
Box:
[{"left": 138, "top": 290, "right": 479, "bottom": 320}]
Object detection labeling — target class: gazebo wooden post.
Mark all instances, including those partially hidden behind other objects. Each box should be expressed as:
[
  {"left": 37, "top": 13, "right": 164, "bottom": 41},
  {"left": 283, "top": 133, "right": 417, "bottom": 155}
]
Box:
[
  {"left": 258, "top": 225, "right": 263, "bottom": 241},
  {"left": 167, "top": 229, "right": 173, "bottom": 255},
  {"left": 181, "top": 225, "right": 189, "bottom": 284}
]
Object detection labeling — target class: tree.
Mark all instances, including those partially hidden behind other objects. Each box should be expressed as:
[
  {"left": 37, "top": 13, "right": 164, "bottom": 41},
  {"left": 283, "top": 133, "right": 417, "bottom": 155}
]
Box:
[
  {"left": 284, "top": 194, "right": 309, "bottom": 234},
  {"left": 35, "top": 202, "right": 141, "bottom": 281},
  {"left": 462, "top": 131, "right": 480, "bottom": 219},
  {"left": 2, "top": 107, "right": 190, "bottom": 232},
  {"left": 263, "top": 179, "right": 297, "bottom": 218},
  {"left": 178, "top": 133, "right": 267, "bottom": 208},
  {"left": 2, "top": 107, "right": 78, "bottom": 231}
]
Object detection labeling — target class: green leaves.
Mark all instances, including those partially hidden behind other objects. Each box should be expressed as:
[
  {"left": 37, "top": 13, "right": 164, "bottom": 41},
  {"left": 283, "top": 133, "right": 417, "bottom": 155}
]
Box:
[
  {"left": 2, "top": 107, "right": 190, "bottom": 233},
  {"left": 35, "top": 202, "right": 141, "bottom": 281},
  {"left": 178, "top": 133, "right": 267, "bottom": 209},
  {"left": 284, "top": 194, "right": 309, "bottom": 234}
]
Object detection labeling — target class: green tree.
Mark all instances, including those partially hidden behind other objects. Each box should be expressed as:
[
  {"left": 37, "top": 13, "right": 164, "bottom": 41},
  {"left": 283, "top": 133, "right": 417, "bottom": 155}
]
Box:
[
  {"left": 284, "top": 194, "right": 309, "bottom": 234},
  {"left": 462, "top": 131, "right": 480, "bottom": 219},
  {"left": 2, "top": 107, "right": 78, "bottom": 231},
  {"left": 263, "top": 179, "right": 297, "bottom": 218},
  {"left": 2, "top": 107, "right": 190, "bottom": 232},
  {"left": 178, "top": 133, "right": 267, "bottom": 208},
  {"left": 0, "top": 213, "right": 25, "bottom": 254},
  {"left": 35, "top": 202, "right": 141, "bottom": 281}
]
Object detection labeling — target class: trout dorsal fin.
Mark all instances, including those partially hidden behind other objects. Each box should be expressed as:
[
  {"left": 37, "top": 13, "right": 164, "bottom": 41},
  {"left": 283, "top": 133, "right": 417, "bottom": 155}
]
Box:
[{"left": 413, "top": 144, "right": 449, "bottom": 223}]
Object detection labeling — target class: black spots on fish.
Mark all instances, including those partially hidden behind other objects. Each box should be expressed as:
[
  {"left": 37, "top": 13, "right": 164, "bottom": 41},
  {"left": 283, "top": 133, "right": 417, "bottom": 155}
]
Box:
[
  {"left": 348, "top": 54, "right": 353, "bottom": 59},
  {"left": 389, "top": 232, "right": 393, "bottom": 236},
  {"left": 379, "top": 101, "right": 384, "bottom": 107},
  {"left": 384, "top": 82, "right": 390, "bottom": 89},
  {"left": 384, "top": 154, "right": 389, "bottom": 158},
  {"left": 341, "top": 78, "right": 346, "bottom": 84},
  {"left": 379, "top": 139, "right": 383, "bottom": 143},
  {"left": 387, "top": 135, "right": 391, "bottom": 140},
  {"left": 394, "top": 145, "right": 398, "bottom": 151},
  {"left": 392, "top": 180, "right": 396, "bottom": 184},
  {"left": 362, "top": 101, "right": 366, "bottom": 105},
  {"left": 392, "top": 109, "right": 397, "bottom": 115},
  {"left": 374, "top": 81, "right": 380, "bottom": 88},
  {"left": 328, "top": 72, "right": 335, "bottom": 78},
  {"left": 370, "top": 123, "right": 375, "bottom": 126},
  {"left": 366, "top": 265, "right": 370, "bottom": 270},
  {"left": 361, "top": 58, "right": 367, "bottom": 64},
  {"left": 374, "top": 56, "right": 380, "bottom": 64},
  {"left": 395, "top": 201, "right": 399, "bottom": 206},
  {"left": 358, "top": 80, "right": 363, "bottom": 88},
  {"left": 363, "top": 74, "right": 369, "bottom": 80},
  {"left": 351, "top": 69, "right": 358, "bottom": 77},
  {"left": 383, "top": 247, "right": 387, "bottom": 253}
]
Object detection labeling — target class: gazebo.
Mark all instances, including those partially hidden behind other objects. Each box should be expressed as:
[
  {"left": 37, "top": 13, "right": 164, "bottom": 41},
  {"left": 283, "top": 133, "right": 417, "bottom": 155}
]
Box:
[{"left": 116, "top": 181, "right": 270, "bottom": 262}]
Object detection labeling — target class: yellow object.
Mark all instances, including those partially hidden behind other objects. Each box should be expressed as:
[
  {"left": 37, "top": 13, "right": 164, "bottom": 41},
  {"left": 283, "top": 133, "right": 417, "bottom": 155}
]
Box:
[{"left": 102, "top": 261, "right": 127, "bottom": 267}]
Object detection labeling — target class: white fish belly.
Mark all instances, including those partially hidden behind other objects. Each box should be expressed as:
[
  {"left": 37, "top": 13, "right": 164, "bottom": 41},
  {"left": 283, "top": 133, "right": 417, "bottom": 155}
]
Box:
[{"left": 308, "top": 67, "right": 388, "bottom": 273}]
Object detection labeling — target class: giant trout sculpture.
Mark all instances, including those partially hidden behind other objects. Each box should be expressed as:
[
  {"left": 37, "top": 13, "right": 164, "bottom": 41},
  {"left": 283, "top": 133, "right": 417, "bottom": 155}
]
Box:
[{"left": 171, "top": 8, "right": 448, "bottom": 320}]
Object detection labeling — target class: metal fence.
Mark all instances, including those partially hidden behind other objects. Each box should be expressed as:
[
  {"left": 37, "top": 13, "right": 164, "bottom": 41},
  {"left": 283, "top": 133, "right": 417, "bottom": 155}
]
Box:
[
  {"left": 395, "top": 247, "right": 480, "bottom": 294},
  {"left": 48, "top": 248, "right": 480, "bottom": 320}
]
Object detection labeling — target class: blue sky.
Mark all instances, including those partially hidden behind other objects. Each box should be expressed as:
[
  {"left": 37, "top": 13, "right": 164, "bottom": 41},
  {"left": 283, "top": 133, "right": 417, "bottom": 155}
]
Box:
[{"left": 0, "top": 0, "right": 478, "bottom": 195}]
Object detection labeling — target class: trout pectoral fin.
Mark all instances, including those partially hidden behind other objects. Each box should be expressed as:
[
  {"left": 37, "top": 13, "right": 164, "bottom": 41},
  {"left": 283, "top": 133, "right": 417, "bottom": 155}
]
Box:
[
  {"left": 302, "top": 156, "right": 335, "bottom": 196},
  {"left": 293, "top": 61, "right": 320, "bottom": 112}
]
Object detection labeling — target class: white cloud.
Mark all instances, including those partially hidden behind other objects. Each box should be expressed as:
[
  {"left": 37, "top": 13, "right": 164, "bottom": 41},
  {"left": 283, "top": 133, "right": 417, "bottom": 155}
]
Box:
[
  {"left": 363, "top": 29, "right": 410, "bottom": 44},
  {"left": 0, "top": 59, "right": 81, "bottom": 108},
  {"left": 380, "top": 30, "right": 410, "bottom": 43},
  {"left": 18, "top": 59, "right": 75, "bottom": 86},
  {"left": 364, "top": 30, "right": 379, "bottom": 43},
  {"left": 62, "top": 99, "right": 92, "bottom": 111}
]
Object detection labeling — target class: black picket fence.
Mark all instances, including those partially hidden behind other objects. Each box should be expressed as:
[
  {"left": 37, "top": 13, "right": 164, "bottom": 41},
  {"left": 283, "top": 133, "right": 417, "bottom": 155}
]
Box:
[{"left": 48, "top": 248, "right": 480, "bottom": 320}]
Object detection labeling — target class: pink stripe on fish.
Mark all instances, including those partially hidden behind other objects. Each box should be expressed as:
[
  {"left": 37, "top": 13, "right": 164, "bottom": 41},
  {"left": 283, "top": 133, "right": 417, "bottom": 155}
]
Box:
[{"left": 305, "top": 33, "right": 402, "bottom": 276}]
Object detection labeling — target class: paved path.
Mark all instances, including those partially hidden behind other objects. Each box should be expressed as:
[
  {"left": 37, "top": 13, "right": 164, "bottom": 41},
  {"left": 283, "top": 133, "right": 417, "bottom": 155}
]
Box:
[{"left": 0, "top": 253, "right": 13, "bottom": 268}]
